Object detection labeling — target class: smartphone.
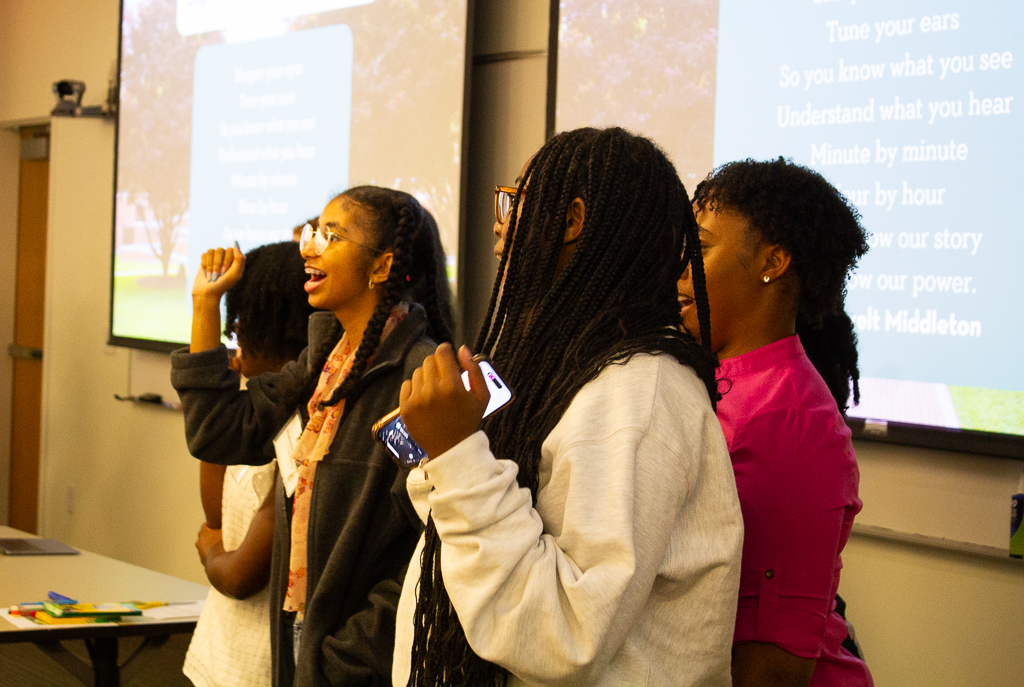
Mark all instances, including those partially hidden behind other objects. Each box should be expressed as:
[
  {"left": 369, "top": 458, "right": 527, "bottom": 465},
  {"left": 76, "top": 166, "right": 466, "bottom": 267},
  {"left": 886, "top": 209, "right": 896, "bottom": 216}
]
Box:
[{"left": 372, "top": 357, "right": 513, "bottom": 468}]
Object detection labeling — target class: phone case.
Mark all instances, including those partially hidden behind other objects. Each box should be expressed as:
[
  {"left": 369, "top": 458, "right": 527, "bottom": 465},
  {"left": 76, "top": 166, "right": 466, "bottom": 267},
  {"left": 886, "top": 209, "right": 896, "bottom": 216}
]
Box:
[
  {"left": 371, "top": 355, "right": 513, "bottom": 468},
  {"left": 371, "top": 408, "right": 401, "bottom": 438}
]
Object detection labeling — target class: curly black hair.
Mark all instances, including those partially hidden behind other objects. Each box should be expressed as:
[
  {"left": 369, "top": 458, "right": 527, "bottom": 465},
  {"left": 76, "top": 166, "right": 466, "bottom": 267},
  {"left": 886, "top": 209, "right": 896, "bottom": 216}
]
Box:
[
  {"left": 224, "top": 240, "right": 315, "bottom": 362},
  {"left": 408, "top": 127, "right": 718, "bottom": 686},
  {"left": 693, "top": 157, "right": 869, "bottom": 410},
  {"left": 317, "top": 186, "right": 454, "bottom": 409}
]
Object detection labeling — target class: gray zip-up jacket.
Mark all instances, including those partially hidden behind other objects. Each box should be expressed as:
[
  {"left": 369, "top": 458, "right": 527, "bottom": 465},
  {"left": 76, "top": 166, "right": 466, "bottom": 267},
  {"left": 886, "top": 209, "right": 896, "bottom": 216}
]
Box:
[{"left": 171, "top": 306, "right": 433, "bottom": 687}]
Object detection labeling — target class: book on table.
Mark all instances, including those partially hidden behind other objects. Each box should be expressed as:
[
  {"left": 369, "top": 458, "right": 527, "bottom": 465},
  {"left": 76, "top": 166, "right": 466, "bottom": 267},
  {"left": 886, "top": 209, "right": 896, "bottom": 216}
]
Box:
[
  {"left": 32, "top": 612, "right": 118, "bottom": 625},
  {"left": 41, "top": 602, "right": 142, "bottom": 618}
]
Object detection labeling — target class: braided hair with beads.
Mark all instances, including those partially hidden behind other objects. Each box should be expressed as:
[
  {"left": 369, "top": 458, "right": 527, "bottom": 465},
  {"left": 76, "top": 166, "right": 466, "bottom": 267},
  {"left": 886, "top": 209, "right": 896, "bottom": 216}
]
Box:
[
  {"left": 317, "top": 186, "right": 454, "bottom": 410},
  {"left": 407, "top": 127, "right": 718, "bottom": 686},
  {"left": 693, "top": 157, "right": 869, "bottom": 411}
]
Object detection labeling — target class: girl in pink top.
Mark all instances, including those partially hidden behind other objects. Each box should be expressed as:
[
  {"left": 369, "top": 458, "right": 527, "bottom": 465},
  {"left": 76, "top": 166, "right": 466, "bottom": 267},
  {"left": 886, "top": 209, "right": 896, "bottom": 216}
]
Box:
[{"left": 679, "top": 158, "right": 873, "bottom": 686}]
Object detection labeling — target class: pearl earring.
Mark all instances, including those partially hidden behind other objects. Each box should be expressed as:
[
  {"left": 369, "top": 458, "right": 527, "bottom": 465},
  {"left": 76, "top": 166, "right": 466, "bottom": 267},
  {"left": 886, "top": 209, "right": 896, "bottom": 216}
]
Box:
[{"left": 763, "top": 275, "right": 770, "bottom": 283}]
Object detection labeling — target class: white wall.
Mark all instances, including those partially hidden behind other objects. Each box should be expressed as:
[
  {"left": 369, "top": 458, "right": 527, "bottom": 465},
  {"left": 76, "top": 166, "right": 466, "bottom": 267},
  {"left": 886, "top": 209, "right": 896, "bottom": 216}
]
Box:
[
  {"left": 2, "top": 0, "right": 1021, "bottom": 682},
  {"left": 0, "top": 0, "right": 119, "bottom": 125},
  {"left": 0, "top": 0, "right": 122, "bottom": 530},
  {"left": 842, "top": 523, "right": 1023, "bottom": 686},
  {"left": 0, "top": 0, "right": 207, "bottom": 583},
  {"left": 38, "top": 117, "right": 206, "bottom": 583},
  {"left": 846, "top": 442, "right": 1023, "bottom": 686},
  {"left": 855, "top": 440, "right": 1024, "bottom": 550}
]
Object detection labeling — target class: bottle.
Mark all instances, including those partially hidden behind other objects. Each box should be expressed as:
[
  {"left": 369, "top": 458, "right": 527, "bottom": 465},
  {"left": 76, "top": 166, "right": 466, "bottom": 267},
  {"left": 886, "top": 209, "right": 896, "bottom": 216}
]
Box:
[{"left": 1011, "top": 472, "right": 1024, "bottom": 559}]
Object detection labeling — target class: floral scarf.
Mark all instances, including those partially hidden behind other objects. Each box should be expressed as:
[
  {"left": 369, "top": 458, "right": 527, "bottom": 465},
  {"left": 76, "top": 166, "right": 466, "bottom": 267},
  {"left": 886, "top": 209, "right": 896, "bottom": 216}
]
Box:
[{"left": 283, "top": 303, "right": 409, "bottom": 618}]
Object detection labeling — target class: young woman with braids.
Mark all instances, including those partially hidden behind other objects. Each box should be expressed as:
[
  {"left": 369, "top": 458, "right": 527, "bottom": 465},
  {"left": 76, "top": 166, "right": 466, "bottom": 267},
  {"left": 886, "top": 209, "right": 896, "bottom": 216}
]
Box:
[
  {"left": 678, "top": 158, "right": 873, "bottom": 686},
  {"left": 171, "top": 186, "right": 454, "bottom": 687},
  {"left": 392, "top": 127, "right": 744, "bottom": 686}
]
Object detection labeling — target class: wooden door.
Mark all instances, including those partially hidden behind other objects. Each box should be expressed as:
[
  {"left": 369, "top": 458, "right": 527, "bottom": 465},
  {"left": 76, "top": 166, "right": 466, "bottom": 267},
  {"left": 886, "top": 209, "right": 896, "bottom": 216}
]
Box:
[{"left": 8, "top": 126, "right": 49, "bottom": 532}]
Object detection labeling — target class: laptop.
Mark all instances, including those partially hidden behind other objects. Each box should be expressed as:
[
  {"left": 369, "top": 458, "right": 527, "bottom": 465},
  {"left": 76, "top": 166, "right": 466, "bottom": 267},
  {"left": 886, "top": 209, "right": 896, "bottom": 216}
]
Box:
[{"left": 0, "top": 538, "right": 79, "bottom": 555}]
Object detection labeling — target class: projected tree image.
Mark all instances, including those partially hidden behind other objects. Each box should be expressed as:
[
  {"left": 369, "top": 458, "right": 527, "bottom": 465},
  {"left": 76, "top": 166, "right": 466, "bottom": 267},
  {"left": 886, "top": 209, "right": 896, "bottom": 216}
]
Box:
[
  {"left": 113, "top": 0, "right": 467, "bottom": 344},
  {"left": 557, "top": 0, "right": 719, "bottom": 185},
  {"left": 118, "top": 0, "right": 211, "bottom": 279},
  {"left": 292, "top": 0, "right": 466, "bottom": 259},
  {"left": 139, "top": 189, "right": 185, "bottom": 279}
]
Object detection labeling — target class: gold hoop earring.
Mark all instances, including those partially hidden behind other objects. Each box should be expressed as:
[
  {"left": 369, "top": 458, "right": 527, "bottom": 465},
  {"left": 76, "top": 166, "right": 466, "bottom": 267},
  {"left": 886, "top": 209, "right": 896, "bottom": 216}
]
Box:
[
  {"left": 368, "top": 279, "right": 375, "bottom": 290},
  {"left": 763, "top": 275, "right": 770, "bottom": 283}
]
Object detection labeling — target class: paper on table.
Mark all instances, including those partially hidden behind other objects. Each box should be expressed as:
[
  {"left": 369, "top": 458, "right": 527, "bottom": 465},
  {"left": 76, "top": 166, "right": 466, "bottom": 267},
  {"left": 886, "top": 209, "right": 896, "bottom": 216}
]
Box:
[
  {"left": 1, "top": 610, "right": 41, "bottom": 629},
  {"left": 0, "top": 609, "right": 118, "bottom": 629},
  {"left": 141, "top": 600, "right": 205, "bottom": 619}
]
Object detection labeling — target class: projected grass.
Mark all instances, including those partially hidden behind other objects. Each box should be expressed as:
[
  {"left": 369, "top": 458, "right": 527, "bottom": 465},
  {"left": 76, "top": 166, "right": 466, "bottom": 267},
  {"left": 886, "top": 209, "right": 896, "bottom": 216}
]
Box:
[
  {"left": 949, "top": 386, "right": 1024, "bottom": 435},
  {"left": 112, "top": 274, "right": 190, "bottom": 345}
]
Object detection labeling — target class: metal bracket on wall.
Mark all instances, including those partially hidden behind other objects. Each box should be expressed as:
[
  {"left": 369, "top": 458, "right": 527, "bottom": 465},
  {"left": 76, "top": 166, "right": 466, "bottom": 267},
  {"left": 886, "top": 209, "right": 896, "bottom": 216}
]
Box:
[{"left": 8, "top": 344, "right": 43, "bottom": 361}]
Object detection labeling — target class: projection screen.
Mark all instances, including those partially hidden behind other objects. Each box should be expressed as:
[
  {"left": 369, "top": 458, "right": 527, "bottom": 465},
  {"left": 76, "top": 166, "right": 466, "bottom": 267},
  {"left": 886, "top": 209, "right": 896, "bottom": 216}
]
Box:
[
  {"left": 555, "top": 0, "right": 1023, "bottom": 455},
  {"left": 110, "top": 0, "right": 469, "bottom": 350}
]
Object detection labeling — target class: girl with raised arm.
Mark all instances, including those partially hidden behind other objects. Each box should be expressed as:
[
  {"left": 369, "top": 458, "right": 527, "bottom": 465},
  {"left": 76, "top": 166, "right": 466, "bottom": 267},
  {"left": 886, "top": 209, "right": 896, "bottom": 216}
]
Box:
[
  {"left": 172, "top": 187, "right": 453, "bottom": 686},
  {"left": 185, "top": 240, "right": 314, "bottom": 687}
]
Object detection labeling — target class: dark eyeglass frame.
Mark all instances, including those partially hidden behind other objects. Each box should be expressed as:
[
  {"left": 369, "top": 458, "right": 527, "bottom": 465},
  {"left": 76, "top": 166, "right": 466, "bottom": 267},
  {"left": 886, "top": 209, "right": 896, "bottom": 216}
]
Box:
[{"left": 494, "top": 185, "right": 522, "bottom": 224}]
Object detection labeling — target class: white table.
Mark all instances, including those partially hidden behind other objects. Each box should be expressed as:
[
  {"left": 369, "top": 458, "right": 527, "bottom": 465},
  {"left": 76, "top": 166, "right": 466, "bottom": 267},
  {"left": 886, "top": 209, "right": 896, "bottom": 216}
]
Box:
[{"left": 0, "top": 525, "right": 209, "bottom": 686}]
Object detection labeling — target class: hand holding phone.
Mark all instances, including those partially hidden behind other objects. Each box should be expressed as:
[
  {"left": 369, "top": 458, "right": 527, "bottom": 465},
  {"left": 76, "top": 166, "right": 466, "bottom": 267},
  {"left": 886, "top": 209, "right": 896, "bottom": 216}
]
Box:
[{"left": 375, "top": 345, "right": 513, "bottom": 467}]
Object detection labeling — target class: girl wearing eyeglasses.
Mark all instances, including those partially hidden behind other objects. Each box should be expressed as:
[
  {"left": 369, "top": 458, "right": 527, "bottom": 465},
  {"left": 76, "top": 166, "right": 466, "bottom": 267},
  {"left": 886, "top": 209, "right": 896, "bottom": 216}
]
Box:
[
  {"left": 393, "top": 128, "right": 743, "bottom": 686},
  {"left": 172, "top": 186, "right": 454, "bottom": 687}
]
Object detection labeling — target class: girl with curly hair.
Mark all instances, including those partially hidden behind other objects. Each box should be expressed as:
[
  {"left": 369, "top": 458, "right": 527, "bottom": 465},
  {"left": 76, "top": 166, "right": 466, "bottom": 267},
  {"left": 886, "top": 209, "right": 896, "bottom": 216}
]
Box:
[{"left": 679, "top": 158, "right": 873, "bottom": 686}]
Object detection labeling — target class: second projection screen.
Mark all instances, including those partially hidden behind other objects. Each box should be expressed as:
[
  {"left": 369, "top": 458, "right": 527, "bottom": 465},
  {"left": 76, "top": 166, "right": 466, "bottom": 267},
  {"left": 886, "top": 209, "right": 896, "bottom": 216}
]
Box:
[{"left": 556, "top": 0, "right": 1023, "bottom": 438}]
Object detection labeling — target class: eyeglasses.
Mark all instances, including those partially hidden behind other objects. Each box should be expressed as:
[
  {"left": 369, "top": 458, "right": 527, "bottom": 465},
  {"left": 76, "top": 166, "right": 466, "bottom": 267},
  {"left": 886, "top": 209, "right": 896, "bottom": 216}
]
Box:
[
  {"left": 494, "top": 186, "right": 522, "bottom": 224},
  {"left": 299, "top": 222, "right": 382, "bottom": 257}
]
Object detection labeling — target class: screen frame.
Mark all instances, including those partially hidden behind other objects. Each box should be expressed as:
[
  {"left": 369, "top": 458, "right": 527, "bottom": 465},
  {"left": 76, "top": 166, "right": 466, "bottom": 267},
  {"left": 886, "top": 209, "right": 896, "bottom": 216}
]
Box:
[
  {"left": 544, "top": 0, "right": 559, "bottom": 141},
  {"left": 546, "top": 0, "right": 1024, "bottom": 461},
  {"left": 107, "top": 0, "right": 476, "bottom": 354},
  {"left": 849, "top": 418, "right": 1024, "bottom": 460}
]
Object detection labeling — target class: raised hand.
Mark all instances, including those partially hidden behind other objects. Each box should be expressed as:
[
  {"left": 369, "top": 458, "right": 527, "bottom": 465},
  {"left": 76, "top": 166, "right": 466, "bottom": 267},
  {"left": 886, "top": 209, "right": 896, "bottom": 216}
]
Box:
[
  {"left": 190, "top": 243, "right": 245, "bottom": 353},
  {"left": 191, "top": 243, "right": 245, "bottom": 301}
]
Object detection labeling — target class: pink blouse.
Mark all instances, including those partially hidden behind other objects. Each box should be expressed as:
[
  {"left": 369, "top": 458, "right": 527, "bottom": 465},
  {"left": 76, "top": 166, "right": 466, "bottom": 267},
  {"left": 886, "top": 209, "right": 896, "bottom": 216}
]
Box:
[{"left": 716, "top": 336, "right": 872, "bottom": 685}]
